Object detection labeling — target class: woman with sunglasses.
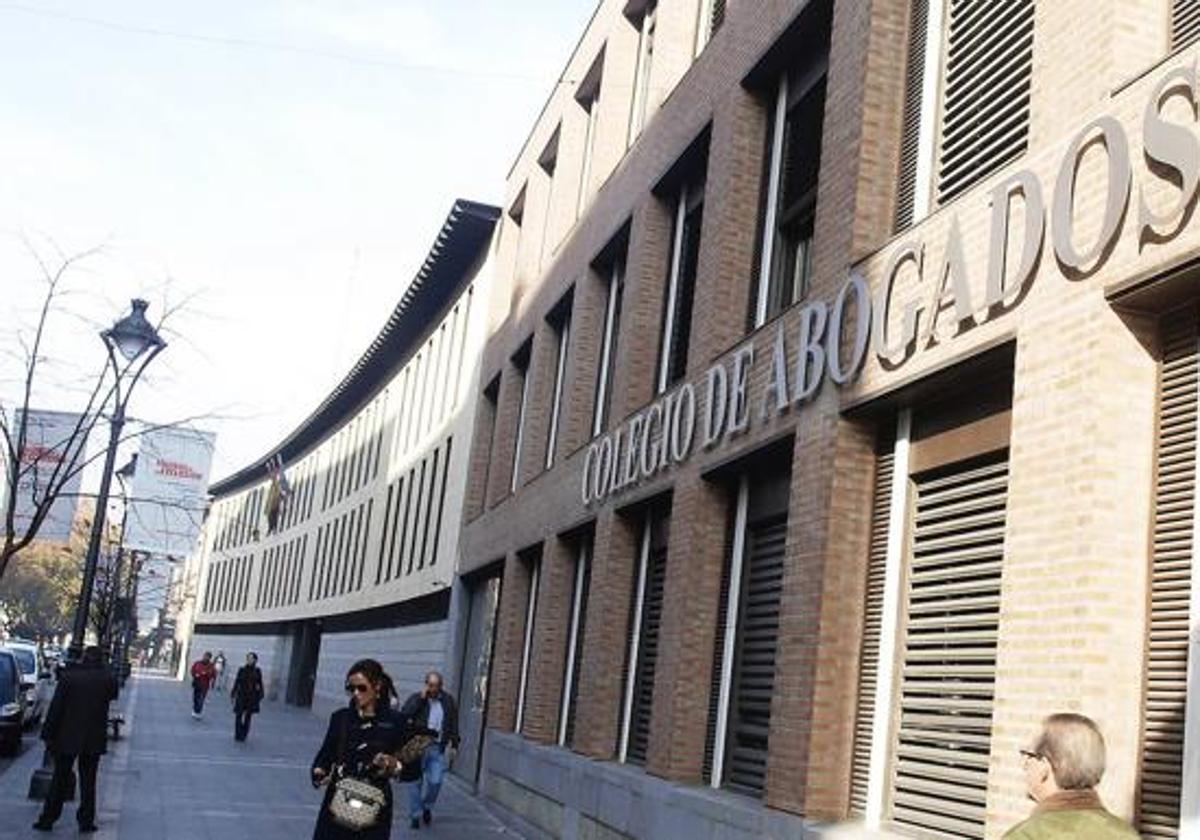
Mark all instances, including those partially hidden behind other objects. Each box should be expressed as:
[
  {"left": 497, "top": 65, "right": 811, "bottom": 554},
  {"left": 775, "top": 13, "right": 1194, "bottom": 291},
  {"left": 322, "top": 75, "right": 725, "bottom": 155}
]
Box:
[{"left": 310, "top": 659, "right": 417, "bottom": 839}]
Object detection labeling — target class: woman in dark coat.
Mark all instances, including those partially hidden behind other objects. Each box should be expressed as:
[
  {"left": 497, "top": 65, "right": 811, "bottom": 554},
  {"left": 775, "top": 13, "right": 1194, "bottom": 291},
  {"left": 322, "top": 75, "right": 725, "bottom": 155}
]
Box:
[
  {"left": 230, "top": 652, "right": 265, "bottom": 742},
  {"left": 310, "top": 659, "right": 417, "bottom": 840}
]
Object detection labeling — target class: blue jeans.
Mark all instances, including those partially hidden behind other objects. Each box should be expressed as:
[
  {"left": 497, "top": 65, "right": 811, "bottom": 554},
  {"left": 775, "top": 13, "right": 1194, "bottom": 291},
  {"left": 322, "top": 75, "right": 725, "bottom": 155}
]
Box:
[{"left": 407, "top": 744, "right": 446, "bottom": 819}]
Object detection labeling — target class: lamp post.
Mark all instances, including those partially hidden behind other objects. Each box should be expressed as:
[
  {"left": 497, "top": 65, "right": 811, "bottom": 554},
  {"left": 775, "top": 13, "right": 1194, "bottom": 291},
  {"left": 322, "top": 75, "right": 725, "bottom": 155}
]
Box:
[
  {"left": 67, "top": 299, "right": 165, "bottom": 662},
  {"left": 102, "top": 455, "right": 137, "bottom": 674}
]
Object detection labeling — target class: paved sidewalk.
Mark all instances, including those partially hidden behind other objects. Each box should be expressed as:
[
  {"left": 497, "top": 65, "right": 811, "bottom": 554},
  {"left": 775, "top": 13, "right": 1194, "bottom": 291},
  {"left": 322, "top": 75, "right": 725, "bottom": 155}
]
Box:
[{"left": 0, "top": 671, "right": 522, "bottom": 840}]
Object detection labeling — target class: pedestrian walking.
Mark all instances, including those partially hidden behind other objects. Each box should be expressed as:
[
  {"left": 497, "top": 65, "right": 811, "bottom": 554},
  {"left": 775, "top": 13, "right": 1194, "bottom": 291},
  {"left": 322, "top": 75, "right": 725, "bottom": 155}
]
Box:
[
  {"left": 190, "top": 651, "right": 216, "bottom": 719},
  {"left": 33, "top": 646, "right": 118, "bottom": 834},
  {"left": 310, "top": 659, "right": 420, "bottom": 840},
  {"left": 398, "top": 670, "right": 460, "bottom": 830},
  {"left": 231, "top": 652, "right": 264, "bottom": 742},
  {"left": 213, "top": 650, "right": 227, "bottom": 692},
  {"left": 1005, "top": 713, "right": 1139, "bottom": 839}
]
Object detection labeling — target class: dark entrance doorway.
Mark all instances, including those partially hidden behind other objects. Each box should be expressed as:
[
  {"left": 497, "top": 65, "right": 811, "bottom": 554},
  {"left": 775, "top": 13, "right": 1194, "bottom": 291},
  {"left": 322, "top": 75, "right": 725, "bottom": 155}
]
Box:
[
  {"left": 453, "top": 570, "right": 502, "bottom": 786},
  {"left": 286, "top": 620, "right": 322, "bottom": 707}
]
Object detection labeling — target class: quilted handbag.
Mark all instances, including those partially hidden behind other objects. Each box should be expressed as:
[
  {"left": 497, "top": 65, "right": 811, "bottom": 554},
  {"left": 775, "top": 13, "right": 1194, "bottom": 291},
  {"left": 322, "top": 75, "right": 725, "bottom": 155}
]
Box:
[
  {"left": 328, "top": 775, "right": 387, "bottom": 831},
  {"left": 398, "top": 732, "right": 436, "bottom": 766}
]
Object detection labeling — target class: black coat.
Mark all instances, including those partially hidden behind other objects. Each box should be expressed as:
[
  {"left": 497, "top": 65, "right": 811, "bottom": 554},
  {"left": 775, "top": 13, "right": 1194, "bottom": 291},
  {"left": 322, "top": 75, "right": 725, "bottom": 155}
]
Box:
[
  {"left": 399, "top": 690, "right": 460, "bottom": 749},
  {"left": 310, "top": 704, "right": 415, "bottom": 840},
  {"left": 231, "top": 665, "right": 264, "bottom": 714},
  {"left": 40, "top": 662, "right": 117, "bottom": 757}
]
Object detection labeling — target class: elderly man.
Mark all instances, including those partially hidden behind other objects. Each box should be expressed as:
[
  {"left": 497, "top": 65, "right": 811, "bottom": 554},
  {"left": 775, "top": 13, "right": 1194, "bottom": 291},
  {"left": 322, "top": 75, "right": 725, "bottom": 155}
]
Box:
[
  {"left": 399, "top": 670, "right": 460, "bottom": 830},
  {"left": 1005, "top": 713, "right": 1138, "bottom": 838}
]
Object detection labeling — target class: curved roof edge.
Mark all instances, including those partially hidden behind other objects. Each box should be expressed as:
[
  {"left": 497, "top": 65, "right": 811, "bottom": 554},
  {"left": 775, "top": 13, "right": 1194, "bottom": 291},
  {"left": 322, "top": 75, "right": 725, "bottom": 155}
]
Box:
[{"left": 210, "top": 198, "right": 500, "bottom": 498}]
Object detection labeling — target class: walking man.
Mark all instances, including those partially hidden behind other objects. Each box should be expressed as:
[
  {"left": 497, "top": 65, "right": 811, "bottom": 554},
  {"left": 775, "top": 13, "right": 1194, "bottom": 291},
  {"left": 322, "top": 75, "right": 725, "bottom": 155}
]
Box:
[
  {"left": 213, "top": 650, "right": 227, "bottom": 692},
  {"left": 399, "top": 670, "right": 459, "bottom": 830},
  {"left": 230, "top": 652, "right": 264, "bottom": 741},
  {"left": 190, "top": 651, "right": 216, "bottom": 719},
  {"left": 33, "top": 646, "right": 118, "bottom": 833}
]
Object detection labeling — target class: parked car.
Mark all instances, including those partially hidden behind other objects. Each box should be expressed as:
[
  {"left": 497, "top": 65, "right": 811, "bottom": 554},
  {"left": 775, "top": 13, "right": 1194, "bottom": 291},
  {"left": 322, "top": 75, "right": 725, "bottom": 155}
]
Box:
[
  {"left": 0, "top": 650, "right": 23, "bottom": 755},
  {"left": 1, "top": 641, "right": 52, "bottom": 727}
]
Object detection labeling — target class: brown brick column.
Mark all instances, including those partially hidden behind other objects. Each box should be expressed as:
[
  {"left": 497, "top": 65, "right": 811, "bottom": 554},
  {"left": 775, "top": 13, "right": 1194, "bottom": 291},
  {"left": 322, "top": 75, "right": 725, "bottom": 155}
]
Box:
[
  {"left": 558, "top": 267, "right": 607, "bottom": 457},
  {"left": 487, "top": 552, "right": 533, "bottom": 733},
  {"left": 691, "top": 88, "right": 768, "bottom": 366},
  {"left": 764, "top": 406, "right": 876, "bottom": 818},
  {"left": 573, "top": 509, "right": 639, "bottom": 759},
  {"left": 518, "top": 322, "right": 559, "bottom": 484},
  {"left": 485, "top": 363, "right": 523, "bottom": 508},
  {"left": 519, "top": 536, "right": 576, "bottom": 744},
  {"left": 645, "top": 474, "right": 731, "bottom": 782},
  {"left": 464, "top": 380, "right": 498, "bottom": 520},
  {"left": 610, "top": 198, "right": 673, "bottom": 422}
]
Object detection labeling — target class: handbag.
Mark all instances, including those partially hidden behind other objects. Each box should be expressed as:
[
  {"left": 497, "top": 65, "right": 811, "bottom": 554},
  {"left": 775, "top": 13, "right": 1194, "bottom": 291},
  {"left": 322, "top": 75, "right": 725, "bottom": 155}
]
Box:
[
  {"left": 328, "top": 776, "right": 387, "bottom": 831},
  {"left": 325, "top": 715, "right": 387, "bottom": 831},
  {"left": 398, "top": 732, "right": 436, "bottom": 766}
]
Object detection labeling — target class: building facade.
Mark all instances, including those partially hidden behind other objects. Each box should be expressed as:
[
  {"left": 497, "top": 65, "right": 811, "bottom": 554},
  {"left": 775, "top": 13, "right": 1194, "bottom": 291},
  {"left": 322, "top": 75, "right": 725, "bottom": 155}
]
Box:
[
  {"left": 185, "top": 200, "right": 499, "bottom": 725},
  {"left": 456, "top": 1, "right": 1200, "bottom": 839}
]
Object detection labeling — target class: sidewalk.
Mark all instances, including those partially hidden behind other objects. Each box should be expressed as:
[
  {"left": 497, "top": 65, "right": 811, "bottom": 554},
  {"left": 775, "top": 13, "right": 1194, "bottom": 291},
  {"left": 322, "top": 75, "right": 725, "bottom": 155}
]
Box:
[{"left": 0, "top": 672, "right": 523, "bottom": 840}]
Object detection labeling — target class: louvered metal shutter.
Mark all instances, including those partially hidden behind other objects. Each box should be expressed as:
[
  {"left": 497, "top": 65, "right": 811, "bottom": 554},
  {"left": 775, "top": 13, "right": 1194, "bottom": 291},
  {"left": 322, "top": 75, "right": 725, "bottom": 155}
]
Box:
[
  {"left": 937, "top": 0, "right": 1033, "bottom": 203},
  {"left": 850, "top": 449, "right": 896, "bottom": 814},
  {"left": 626, "top": 536, "right": 667, "bottom": 765},
  {"left": 894, "top": 0, "right": 929, "bottom": 231},
  {"left": 703, "top": 528, "right": 734, "bottom": 783},
  {"left": 725, "top": 511, "right": 787, "bottom": 796},
  {"left": 1174, "top": 0, "right": 1200, "bottom": 50},
  {"left": 1139, "top": 307, "right": 1197, "bottom": 839},
  {"left": 711, "top": 0, "right": 726, "bottom": 34},
  {"left": 892, "top": 453, "right": 1006, "bottom": 840}
]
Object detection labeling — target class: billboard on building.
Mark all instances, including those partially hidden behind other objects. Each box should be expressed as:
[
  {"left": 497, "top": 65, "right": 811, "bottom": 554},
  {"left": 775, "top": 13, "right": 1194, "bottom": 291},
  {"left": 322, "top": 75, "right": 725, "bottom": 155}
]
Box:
[
  {"left": 5, "top": 409, "right": 87, "bottom": 543},
  {"left": 124, "top": 427, "right": 215, "bottom": 557}
]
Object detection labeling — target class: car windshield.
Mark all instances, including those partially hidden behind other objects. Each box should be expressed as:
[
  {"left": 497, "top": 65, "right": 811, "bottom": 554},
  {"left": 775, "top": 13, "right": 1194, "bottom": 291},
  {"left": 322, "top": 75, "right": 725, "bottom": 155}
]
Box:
[
  {"left": 7, "top": 649, "right": 35, "bottom": 675},
  {"left": 0, "top": 656, "right": 14, "bottom": 704}
]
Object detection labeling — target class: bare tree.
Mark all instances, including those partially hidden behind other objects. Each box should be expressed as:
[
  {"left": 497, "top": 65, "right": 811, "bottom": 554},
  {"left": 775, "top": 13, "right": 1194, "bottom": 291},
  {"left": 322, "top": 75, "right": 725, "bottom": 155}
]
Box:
[{"left": 0, "top": 238, "right": 213, "bottom": 583}]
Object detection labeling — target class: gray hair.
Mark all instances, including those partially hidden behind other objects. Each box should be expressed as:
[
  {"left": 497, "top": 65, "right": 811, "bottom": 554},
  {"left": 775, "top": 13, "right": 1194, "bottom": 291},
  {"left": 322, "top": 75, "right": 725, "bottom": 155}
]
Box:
[{"left": 1034, "top": 713, "right": 1107, "bottom": 790}]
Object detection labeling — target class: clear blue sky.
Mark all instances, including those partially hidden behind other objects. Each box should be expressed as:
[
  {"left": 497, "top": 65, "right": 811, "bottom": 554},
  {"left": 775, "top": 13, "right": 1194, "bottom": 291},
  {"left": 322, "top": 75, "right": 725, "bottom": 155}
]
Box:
[{"left": 0, "top": 0, "right": 595, "bottom": 480}]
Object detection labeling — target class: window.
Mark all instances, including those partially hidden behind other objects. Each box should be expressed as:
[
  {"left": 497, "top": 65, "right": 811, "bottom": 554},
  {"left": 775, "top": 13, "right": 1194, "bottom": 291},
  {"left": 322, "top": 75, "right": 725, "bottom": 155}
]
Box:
[
  {"left": 620, "top": 503, "right": 670, "bottom": 764},
  {"left": 657, "top": 176, "right": 705, "bottom": 392},
  {"left": 559, "top": 535, "right": 593, "bottom": 747},
  {"left": 538, "top": 128, "right": 560, "bottom": 273},
  {"left": 546, "top": 296, "right": 573, "bottom": 469},
  {"left": 515, "top": 547, "right": 542, "bottom": 734},
  {"left": 628, "top": 1, "right": 657, "bottom": 145},
  {"left": 510, "top": 343, "right": 532, "bottom": 494},
  {"left": 592, "top": 251, "right": 626, "bottom": 437},
  {"left": 705, "top": 468, "right": 790, "bottom": 796},
  {"left": 1173, "top": 0, "right": 1200, "bottom": 50},
  {"left": 753, "top": 70, "right": 826, "bottom": 326},
  {"left": 479, "top": 375, "right": 501, "bottom": 509},
  {"left": 694, "top": 0, "right": 727, "bottom": 55},
  {"left": 576, "top": 51, "right": 605, "bottom": 217}
]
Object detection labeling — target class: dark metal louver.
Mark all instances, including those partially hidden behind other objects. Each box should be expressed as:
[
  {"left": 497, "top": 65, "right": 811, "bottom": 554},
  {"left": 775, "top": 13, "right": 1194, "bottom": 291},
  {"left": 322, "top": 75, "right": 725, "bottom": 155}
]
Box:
[
  {"left": 894, "top": 0, "right": 929, "bottom": 231},
  {"left": 626, "top": 528, "right": 668, "bottom": 765},
  {"left": 1173, "top": 0, "right": 1200, "bottom": 50}
]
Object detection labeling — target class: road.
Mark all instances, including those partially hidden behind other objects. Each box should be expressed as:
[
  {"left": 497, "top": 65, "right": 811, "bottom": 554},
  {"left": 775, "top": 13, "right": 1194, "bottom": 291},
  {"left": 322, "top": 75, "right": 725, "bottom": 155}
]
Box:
[{"left": 0, "top": 671, "right": 523, "bottom": 840}]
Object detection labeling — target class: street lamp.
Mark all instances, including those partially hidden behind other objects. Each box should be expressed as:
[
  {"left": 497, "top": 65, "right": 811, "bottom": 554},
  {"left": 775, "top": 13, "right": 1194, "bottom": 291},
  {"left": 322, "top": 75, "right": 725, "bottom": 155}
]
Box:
[{"left": 67, "top": 300, "right": 165, "bottom": 661}]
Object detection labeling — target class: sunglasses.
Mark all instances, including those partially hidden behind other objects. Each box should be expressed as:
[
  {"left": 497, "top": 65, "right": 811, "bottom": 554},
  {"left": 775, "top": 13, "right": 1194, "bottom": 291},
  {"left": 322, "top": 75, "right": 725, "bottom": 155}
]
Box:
[
  {"left": 345, "top": 683, "right": 372, "bottom": 695},
  {"left": 1019, "top": 749, "right": 1044, "bottom": 762}
]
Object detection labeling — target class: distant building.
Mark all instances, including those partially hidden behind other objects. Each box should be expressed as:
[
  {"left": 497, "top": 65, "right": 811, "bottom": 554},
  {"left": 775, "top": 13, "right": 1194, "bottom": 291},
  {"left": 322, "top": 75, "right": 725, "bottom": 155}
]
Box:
[
  {"left": 450, "top": 0, "right": 1200, "bottom": 838},
  {"left": 185, "top": 200, "right": 499, "bottom": 714}
]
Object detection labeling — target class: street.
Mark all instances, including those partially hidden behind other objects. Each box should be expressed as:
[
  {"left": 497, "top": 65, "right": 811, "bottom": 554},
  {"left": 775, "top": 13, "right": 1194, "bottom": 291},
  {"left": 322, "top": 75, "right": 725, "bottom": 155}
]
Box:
[{"left": 0, "top": 672, "right": 523, "bottom": 840}]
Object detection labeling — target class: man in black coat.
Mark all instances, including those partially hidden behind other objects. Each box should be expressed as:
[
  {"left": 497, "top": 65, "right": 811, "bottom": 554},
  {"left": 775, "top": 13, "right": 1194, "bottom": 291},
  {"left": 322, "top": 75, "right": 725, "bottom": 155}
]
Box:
[
  {"left": 34, "top": 646, "right": 118, "bottom": 833},
  {"left": 399, "top": 670, "right": 460, "bottom": 829}
]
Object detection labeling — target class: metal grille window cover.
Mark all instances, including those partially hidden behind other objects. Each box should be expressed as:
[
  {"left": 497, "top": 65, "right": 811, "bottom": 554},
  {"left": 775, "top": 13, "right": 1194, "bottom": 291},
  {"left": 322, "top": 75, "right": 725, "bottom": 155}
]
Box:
[
  {"left": 626, "top": 520, "right": 668, "bottom": 766},
  {"left": 1139, "top": 307, "right": 1197, "bottom": 838},
  {"left": 894, "top": 0, "right": 929, "bottom": 231},
  {"left": 891, "top": 453, "right": 1007, "bottom": 840},
  {"left": 1173, "top": 0, "right": 1200, "bottom": 51},
  {"left": 849, "top": 449, "right": 896, "bottom": 814},
  {"left": 937, "top": 0, "right": 1034, "bottom": 203},
  {"left": 724, "top": 510, "right": 787, "bottom": 796}
]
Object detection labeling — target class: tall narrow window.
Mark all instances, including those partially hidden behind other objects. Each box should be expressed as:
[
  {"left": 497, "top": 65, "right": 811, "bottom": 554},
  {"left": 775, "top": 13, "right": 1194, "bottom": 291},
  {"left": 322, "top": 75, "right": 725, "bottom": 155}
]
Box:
[
  {"left": 754, "top": 69, "right": 826, "bottom": 326},
  {"left": 657, "top": 177, "right": 705, "bottom": 393},
  {"left": 546, "top": 296, "right": 573, "bottom": 469},
  {"left": 705, "top": 467, "right": 790, "bottom": 796},
  {"left": 515, "top": 548, "right": 542, "bottom": 734},
  {"left": 479, "top": 376, "right": 501, "bottom": 510},
  {"left": 592, "top": 257, "right": 625, "bottom": 436},
  {"left": 559, "top": 535, "right": 593, "bottom": 747},
  {"left": 576, "top": 52, "right": 604, "bottom": 217},
  {"left": 537, "top": 127, "right": 560, "bottom": 274},
  {"left": 694, "top": 0, "right": 726, "bottom": 55},
  {"left": 628, "top": 1, "right": 657, "bottom": 145},
  {"left": 619, "top": 504, "right": 669, "bottom": 764},
  {"left": 1173, "top": 0, "right": 1200, "bottom": 50},
  {"left": 893, "top": 0, "right": 939, "bottom": 231},
  {"left": 936, "top": 0, "right": 1033, "bottom": 203},
  {"left": 510, "top": 343, "right": 532, "bottom": 494}
]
